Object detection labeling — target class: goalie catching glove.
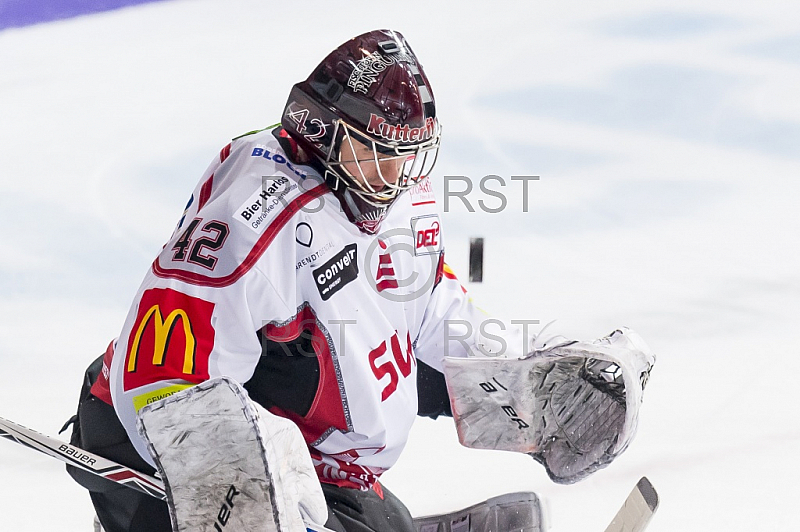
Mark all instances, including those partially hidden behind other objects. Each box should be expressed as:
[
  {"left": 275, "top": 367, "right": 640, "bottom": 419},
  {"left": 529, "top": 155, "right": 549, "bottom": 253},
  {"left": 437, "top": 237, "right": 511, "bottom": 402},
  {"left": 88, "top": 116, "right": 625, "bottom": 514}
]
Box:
[{"left": 443, "top": 327, "right": 655, "bottom": 484}]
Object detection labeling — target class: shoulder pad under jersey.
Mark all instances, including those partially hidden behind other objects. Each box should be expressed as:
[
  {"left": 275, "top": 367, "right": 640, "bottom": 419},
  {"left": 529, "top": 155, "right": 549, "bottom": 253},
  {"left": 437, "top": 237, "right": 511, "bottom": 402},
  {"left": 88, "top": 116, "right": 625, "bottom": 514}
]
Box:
[{"left": 152, "top": 131, "right": 327, "bottom": 288}]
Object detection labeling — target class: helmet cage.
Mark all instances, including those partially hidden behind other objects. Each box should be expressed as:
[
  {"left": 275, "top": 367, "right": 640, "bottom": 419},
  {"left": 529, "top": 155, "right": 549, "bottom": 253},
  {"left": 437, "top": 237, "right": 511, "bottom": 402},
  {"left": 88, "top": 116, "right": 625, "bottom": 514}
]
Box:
[
  {"left": 325, "top": 118, "right": 441, "bottom": 205},
  {"left": 283, "top": 85, "right": 441, "bottom": 206}
]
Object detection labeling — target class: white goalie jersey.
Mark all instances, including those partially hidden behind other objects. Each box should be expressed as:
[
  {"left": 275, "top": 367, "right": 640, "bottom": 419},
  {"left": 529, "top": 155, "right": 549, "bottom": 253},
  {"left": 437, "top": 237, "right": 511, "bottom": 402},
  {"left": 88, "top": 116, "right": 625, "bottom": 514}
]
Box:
[{"left": 97, "top": 128, "right": 509, "bottom": 491}]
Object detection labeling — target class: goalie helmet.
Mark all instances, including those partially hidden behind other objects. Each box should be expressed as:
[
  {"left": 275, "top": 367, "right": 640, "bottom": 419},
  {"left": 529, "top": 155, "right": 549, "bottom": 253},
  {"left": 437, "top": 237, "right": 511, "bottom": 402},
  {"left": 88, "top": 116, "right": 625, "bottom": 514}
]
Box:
[{"left": 281, "top": 29, "right": 441, "bottom": 206}]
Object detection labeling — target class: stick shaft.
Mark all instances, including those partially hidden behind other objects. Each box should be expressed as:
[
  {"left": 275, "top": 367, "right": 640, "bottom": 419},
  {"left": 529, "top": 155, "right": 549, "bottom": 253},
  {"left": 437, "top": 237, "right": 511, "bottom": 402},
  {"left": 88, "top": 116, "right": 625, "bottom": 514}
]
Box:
[
  {"left": 604, "top": 476, "right": 660, "bottom": 532},
  {"left": 0, "top": 416, "right": 165, "bottom": 500}
]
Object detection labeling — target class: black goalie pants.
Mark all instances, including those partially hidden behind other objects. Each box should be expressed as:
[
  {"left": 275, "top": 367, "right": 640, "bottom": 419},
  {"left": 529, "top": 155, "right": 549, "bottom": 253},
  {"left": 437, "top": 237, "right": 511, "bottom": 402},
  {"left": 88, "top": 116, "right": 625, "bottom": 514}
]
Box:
[{"left": 66, "top": 356, "right": 415, "bottom": 532}]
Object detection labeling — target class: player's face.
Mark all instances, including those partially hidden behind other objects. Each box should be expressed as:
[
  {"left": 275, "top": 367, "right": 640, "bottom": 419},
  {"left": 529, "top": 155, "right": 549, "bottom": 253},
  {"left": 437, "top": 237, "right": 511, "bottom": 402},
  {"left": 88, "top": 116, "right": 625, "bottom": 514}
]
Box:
[{"left": 340, "top": 136, "right": 406, "bottom": 191}]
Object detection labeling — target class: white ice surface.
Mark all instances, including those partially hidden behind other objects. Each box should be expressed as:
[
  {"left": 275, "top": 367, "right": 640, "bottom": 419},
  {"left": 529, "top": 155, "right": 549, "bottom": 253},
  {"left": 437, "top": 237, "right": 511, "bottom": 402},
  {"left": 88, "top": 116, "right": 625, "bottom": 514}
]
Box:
[{"left": 1, "top": 0, "right": 799, "bottom": 530}]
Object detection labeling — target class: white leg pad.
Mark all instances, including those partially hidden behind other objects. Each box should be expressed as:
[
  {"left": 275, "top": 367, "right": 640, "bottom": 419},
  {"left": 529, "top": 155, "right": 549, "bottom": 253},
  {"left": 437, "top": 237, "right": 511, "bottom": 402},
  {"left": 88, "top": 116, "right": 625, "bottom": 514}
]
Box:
[{"left": 136, "top": 376, "right": 328, "bottom": 531}]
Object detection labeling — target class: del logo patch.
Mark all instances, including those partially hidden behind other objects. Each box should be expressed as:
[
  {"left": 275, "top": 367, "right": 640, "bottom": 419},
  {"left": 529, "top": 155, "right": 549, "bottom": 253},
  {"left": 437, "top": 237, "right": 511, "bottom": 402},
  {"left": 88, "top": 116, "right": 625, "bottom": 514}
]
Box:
[
  {"left": 123, "top": 288, "right": 215, "bottom": 391},
  {"left": 411, "top": 215, "right": 442, "bottom": 255}
]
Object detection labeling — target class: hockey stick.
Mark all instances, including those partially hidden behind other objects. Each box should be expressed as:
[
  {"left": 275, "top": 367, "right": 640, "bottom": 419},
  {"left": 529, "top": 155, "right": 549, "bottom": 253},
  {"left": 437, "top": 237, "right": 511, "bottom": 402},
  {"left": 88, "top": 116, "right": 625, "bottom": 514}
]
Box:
[
  {"left": 0, "top": 416, "right": 334, "bottom": 532},
  {"left": 603, "top": 477, "right": 659, "bottom": 532},
  {"left": 2, "top": 415, "right": 657, "bottom": 532},
  {"left": 0, "top": 416, "right": 166, "bottom": 500}
]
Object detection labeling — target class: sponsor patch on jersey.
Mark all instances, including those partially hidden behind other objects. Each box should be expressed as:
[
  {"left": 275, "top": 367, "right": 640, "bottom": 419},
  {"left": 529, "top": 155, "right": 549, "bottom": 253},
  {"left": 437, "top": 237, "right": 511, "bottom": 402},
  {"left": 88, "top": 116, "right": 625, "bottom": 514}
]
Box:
[
  {"left": 132, "top": 383, "right": 194, "bottom": 412},
  {"left": 123, "top": 288, "right": 215, "bottom": 391},
  {"left": 411, "top": 215, "right": 442, "bottom": 255},
  {"left": 374, "top": 239, "right": 398, "bottom": 292},
  {"left": 313, "top": 243, "right": 358, "bottom": 301},
  {"left": 296, "top": 240, "right": 335, "bottom": 271},
  {"left": 409, "top": 179, "right": 435, "bottom": 206},
  {"left": 295, "top": 222, "right": 313, "bottom": 247},
  {"left": 234, "top": 177, "right": 297, "bottom": 233},
  {"left": 250, "top": 146, "right": 308, "bottom": 179}
]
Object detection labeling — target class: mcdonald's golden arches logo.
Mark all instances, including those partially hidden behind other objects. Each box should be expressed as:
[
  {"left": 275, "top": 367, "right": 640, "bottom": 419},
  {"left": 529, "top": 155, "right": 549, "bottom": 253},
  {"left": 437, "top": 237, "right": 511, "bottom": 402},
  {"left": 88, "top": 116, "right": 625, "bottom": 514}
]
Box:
[{"left": 123, "top": 288, "right": 215, "bottom": 391}]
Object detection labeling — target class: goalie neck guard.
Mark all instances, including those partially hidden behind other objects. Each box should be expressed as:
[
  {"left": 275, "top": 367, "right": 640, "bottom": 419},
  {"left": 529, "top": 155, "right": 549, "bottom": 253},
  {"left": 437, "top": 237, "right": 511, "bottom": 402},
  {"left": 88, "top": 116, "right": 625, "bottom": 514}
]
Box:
[{"left": 281, "top": 29, "right": 441, "bottom": 211}]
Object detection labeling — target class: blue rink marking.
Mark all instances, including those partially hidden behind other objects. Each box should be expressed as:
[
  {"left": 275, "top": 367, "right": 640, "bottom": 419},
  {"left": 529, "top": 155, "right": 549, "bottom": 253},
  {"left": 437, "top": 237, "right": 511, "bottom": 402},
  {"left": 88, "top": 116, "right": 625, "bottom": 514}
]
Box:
[{"left": 0, "top": 0, "right": 171, "bottom": 30}]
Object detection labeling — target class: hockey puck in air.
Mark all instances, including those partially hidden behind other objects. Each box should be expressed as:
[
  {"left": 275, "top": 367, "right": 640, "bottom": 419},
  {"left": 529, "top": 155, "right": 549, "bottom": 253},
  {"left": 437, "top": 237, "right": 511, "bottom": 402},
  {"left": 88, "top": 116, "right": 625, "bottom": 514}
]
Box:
[{"left": 469, "top": 238, "right": 483, "bottom": 282}]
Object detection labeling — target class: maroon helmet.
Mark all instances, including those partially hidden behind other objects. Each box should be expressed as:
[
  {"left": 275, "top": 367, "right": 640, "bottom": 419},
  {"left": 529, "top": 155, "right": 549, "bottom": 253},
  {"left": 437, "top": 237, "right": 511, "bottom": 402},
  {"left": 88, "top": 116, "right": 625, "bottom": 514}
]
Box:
[{"left": 281, "top": 29, "right": 441, "bottom": 205}]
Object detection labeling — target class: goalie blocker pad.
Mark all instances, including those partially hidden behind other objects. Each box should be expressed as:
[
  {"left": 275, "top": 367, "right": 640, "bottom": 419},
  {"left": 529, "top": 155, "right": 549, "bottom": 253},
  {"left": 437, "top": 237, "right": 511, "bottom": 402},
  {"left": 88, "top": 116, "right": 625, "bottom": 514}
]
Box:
[
  {"left": 443, "top": 327, "right": 655, "bottom": 484},
  {"left": 136, "top": 376, "right": 328, "bottom": 532},
  {"left": 413, "top": 492, "right": 544, "bottom": 532}
]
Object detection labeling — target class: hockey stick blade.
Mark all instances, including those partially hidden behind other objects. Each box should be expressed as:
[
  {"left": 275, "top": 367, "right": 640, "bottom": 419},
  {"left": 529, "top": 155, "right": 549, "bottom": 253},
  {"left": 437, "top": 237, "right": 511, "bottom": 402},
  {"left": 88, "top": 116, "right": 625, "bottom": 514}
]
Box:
[
  {"left": 603, "top": 477, "right": 659, "bottom": 532},
  {"left": 0, "top": 416, "right": 166, "bottom": 499}
]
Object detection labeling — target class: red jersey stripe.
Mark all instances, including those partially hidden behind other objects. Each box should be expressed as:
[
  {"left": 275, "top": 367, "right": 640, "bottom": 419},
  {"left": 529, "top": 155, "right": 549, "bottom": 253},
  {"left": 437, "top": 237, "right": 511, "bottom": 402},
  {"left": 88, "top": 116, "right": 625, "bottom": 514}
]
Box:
[
  {"left": 197, "top": 174, "right": 214, "bottom": 211},
  {"left": 219, "top": 142, "right": 232, "bottom": 163},
  {"left": 152, "top": 184, "right": 328, "bottom": 287}
]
